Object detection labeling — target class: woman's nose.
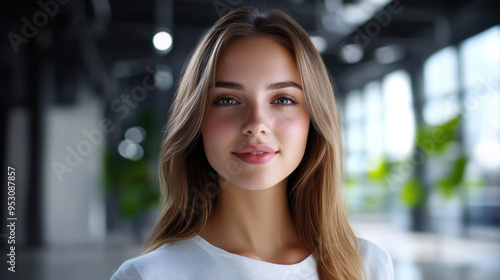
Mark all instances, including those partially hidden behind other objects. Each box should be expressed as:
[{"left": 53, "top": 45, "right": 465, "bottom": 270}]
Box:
[{"left": 240, "top": 102, "right": 271, "bottom": 136}]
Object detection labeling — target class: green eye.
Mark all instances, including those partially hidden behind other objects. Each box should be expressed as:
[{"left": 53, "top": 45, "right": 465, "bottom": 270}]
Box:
[
  {"left": 273, "top": 95, "right": 297, "bottom": 105},
  {"left": 274, "top": 98, "right": 292, "bottom": 105},
  {"left": 215, "top": 97, "right": 237, "bottom": 105}
]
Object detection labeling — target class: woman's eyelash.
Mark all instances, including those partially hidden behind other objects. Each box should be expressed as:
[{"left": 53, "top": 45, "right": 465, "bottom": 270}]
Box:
[
  {"left": 273, "top": 94, "right": 298, "bottom": 105},
  {"left": 213, "top": 96, "right": 238, "bottom": 105},
  {"left": 212, "top": 94, "right": 298, "bottom": 106}
]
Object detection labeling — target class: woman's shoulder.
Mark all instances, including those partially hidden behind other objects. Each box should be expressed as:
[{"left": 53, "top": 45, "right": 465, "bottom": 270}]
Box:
[
  {"left": 357, "top": 237, "right": 394, "bottom": 280},
  {"left": 356, "top": 237, "right": 394, "bottom": 280},
  {"left": 110, "top": 237, "right": 204, "bottom": 280},
  {"left": 356, "top": 237, "right": 391, "bottom": 260}
]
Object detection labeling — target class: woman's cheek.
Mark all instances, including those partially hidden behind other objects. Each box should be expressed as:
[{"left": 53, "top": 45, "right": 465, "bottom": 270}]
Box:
[
  {"left": 202, "top": 114, "right": 236, "bottom": 149},
  {"left": 278, "top": 114, "right": 309, "bottom": 138},
  {"left": 212, "top": 114, "right": 234, "bottom": 133}
]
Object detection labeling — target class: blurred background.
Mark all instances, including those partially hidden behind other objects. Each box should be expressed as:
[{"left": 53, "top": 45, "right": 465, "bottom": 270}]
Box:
[{"left": 1, "top": 0, "right": 499, "bottom": 279}]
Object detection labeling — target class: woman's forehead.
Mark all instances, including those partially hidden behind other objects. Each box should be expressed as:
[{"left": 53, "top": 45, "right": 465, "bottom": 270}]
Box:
[{"left": 215, "top": 36, "right": 301, "bottom": 87}]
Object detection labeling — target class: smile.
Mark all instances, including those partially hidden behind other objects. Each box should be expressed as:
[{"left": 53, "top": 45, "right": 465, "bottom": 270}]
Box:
[
  {"left": 232, "top": 144, "right": 278, "bottom": 164},
  {"left": 232, "top": 152, "right": 277, "bottom": 164}
]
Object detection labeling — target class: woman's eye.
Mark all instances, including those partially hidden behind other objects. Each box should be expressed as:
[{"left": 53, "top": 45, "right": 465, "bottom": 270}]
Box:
[
  {"left": 273, "top": 97, "right": 296, "bottom": 105},
  {"left": 214, "top": 97, "right": 238, "bottom": 105}
]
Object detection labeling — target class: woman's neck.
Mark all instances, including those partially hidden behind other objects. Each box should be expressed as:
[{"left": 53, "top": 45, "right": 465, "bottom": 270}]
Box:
[{"left": 199, "top": 178, "right": 310, "bottom": 264}]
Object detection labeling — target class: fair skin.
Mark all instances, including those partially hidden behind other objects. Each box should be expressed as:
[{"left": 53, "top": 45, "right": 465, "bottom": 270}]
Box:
[{"left": 200, "top": 36, "right": 311, "bottom": 264}]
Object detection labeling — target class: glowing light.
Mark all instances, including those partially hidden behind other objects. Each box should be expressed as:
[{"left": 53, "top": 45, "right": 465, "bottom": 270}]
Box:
[
  {"left": 341, "top": 44, "right": 364, "bottom": 64},
  {"left": 118, "top": 139, "right": 144, "bottom": 161},
  {"left": 124, "top": 126, "right": 146, "bottom": 143},
  {"left": 375, "top": 45, "right": 405, "bottom": 64},
  {"left": 153, "top": 31, "right": 173, "bottom": 52},
  {"left": 311, "top": 35, "right": 327, "bottom": 53},
  {"left": 155, "top": 66, "right": 173, "bottom": 90},
  {"left": 342, "top": 4, "right": 372, "bottom": 25}
]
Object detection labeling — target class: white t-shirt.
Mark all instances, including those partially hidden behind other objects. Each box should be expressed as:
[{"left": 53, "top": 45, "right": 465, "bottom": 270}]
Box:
[{"left": 110, "top": 235, "right": 394, "bottom": 280}]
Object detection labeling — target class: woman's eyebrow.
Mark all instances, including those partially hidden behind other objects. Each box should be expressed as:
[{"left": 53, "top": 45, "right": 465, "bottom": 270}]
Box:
[
  {"left": 267, "top": 81, "right": 302, "bottom": 91},
  {"left": 215, "top": 81, "right": 244, "bottom": 90},
  {"left": 214, "top": 81, "right": 302, "bottom": 90}
]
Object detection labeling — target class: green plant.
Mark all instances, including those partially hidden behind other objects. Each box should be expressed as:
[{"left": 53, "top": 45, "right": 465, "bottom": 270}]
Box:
[
  {"left": 103, "top": 109, "right": 160, "bottom": 218},
  {"left": 366, "top": 116, "right": 470, "bottom": 206}
]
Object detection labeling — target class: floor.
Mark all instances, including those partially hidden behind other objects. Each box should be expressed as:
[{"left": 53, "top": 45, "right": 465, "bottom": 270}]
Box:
[
  {"left": 2, "top": 220, "right": 499, "bottom": 280},
  {"left": 351, "top": 219, "right": 500, "bottom": 280}
]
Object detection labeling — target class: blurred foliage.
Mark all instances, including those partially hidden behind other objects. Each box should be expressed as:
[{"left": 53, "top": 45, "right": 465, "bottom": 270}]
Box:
[
  {"left": 103, "top": 109, "right": 160, "bottom": 218},
  {"left": 401, "top": 179, "right": 423, "bottom": 206},
  {"left": 365, "top": 115, "right": 470, "bottom": 207},
  {"left": 416, "top": 116, "right": 460, "bottom": 154},
  {"left": 437, "top": 156, "right": 468, "bottom": 198},
  {"left": 104, "top": 151, "right": 159, "bottom": 218},
  {"left": 345, "top": 176, "right": 360, "bottom": 187},
  {"left": 367, "top": 157, "right": 391, "bottom": 181}
]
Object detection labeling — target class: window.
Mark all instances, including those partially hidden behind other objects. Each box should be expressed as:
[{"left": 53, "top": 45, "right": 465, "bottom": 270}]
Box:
[
  {"left": 344, "top": 70, "right": 415, "bottom": 213},
  {"left": 345, "top": 90, "right": 366, "bottom": 176},
  {"left": 382, "top": 70, "right": 415, "bottom": 161},
  {"left": 364, "top": 81, "right": 384, "bottom": 159},
  {"left": 423, "top": 47, "right": 460, "bottom": 125},
  {"left": 460, "top": 26, "right": 500, "bottom": 175}
]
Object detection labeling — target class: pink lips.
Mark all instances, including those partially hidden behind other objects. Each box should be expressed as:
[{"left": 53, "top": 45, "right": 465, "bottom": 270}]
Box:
[{"left": 232, "top": 145, "right": 278, "bottom": 164}]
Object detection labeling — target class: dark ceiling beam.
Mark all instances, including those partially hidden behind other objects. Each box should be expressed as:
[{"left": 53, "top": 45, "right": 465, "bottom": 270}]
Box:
[
  {"left": 155, "top": 0, "right": 173, "bottom": 27},
  {"left": 383, "top": 8, "right": 440, "bottom": 24},
  {"left": 90, "top": 0, "right": 112, "bottom": 22},
  {"left": 328, "top": 0, "right": 500, "bottom": 93},
  {"left": 111, "top": 56, "right": 165, "bottom": 79}
]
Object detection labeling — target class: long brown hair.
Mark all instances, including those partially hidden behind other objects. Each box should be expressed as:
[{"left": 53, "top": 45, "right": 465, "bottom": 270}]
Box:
[{"left": 144, "top": 7, "right": 364, "bottom": 279}]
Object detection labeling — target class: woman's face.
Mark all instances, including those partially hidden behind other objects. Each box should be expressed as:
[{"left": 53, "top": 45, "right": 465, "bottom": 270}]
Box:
[{"left": 201, "top": 36, "right": 310, "bottom": 191}]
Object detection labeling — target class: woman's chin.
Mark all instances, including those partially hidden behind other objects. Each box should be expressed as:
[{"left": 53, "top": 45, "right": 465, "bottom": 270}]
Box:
[{"left": 220, "top": 176, "right": 287, "bottom": 191}]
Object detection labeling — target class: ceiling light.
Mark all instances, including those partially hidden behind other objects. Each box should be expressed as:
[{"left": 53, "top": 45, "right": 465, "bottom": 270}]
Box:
[
  {"left": 155, "top": 65, "right": 174, "bottom": 91},
  {"left": 124, "top": 126, "right": 146, "bottom": 143},
  {"left": 311, "top": 35, "right": 328, "bottom": 53},
  {"left": 341, "top": 44, "right": 364, "bottom": 64},
  {"left": 153, "top": 31, "right": 173, "bottom": 52},
  {"left": 118, "top": 139, "right": 144, "bottom": 161},
  {"left": 342, "top": 4, "right": 372, "bottom": 26},
  {"left": 374, "top": 45, "right": 405, "bottom": 64}
]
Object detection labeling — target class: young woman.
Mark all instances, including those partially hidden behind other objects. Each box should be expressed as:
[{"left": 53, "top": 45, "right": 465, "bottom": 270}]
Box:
[{"left": 111, "top": 7, "right": 393, "bottom": 280}]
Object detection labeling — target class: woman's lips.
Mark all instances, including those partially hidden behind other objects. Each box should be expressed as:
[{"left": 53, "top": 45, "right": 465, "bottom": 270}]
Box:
[{"left": 232, "top": 145, "right": 278, "bottom": 164}]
